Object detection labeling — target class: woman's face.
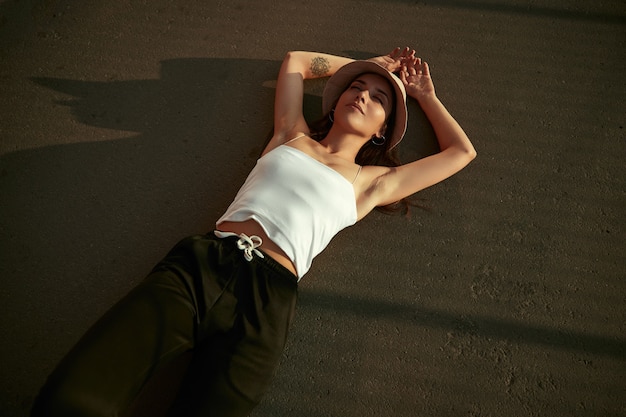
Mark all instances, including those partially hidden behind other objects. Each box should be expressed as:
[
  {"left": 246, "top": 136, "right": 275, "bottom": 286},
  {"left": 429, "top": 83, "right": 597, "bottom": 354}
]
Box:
[{"left": 334, "top": 73, "right": 394, "bottom": 139}]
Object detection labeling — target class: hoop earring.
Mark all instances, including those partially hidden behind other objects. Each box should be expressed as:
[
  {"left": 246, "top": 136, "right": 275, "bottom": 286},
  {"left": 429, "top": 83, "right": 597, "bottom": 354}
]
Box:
[
  {"left": 372, "top": 135, "right": 386, "bottom": 146},
  {"left": 329, "top": 109, "right": 335, "bottom": 123}
]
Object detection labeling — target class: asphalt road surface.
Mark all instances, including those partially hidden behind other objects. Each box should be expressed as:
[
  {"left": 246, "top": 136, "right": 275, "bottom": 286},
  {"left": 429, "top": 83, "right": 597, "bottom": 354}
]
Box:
[{"left": 1, "top": 1, "right": 624, "bottom": 416}]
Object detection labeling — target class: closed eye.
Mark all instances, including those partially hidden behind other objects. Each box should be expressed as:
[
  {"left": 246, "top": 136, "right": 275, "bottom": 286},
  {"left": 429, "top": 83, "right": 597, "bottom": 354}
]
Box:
[
  {"left": 350, "top": 79, "right": 390, "bottom": 108},
  {"left": 350, "top": 83, "right": 384, "bottom": 104}
]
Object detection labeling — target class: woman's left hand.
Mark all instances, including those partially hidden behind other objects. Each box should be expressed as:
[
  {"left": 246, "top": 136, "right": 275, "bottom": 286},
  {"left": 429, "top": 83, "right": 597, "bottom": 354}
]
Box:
[
  {"left": 369, "top": 47, "right": 415, "bottom": 72},
  {"left": 400, "top": 57, "right": 436, "bottom": 101}
]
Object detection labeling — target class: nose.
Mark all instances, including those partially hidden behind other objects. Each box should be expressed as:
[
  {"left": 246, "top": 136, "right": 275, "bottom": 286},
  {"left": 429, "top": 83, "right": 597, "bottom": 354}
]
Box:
[{"left": 356, "top": 89, "right": 368, "bottom": 103}]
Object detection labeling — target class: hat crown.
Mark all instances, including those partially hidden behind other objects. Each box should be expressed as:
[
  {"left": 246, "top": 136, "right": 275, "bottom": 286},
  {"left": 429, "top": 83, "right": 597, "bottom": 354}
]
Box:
[{"left": 322, "top": 60, "right": 408, "bottom": 149}]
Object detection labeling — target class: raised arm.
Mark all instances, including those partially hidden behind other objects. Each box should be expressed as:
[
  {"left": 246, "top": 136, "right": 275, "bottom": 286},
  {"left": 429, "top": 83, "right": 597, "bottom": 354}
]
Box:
[
  {"left": 264, "top": 49, "right": 412, "bottom": 155},
  {"left": 371, "top": 57, "right": 477, "bottom": 207},
  {"left": 263, "top": 51, "right": 354, "bottom": 155}
]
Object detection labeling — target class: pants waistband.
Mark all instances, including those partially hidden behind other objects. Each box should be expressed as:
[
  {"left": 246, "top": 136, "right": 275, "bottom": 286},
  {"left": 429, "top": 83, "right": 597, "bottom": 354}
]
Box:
[{"left": 212, "top": 231, "right": 298, "bottom": 284}]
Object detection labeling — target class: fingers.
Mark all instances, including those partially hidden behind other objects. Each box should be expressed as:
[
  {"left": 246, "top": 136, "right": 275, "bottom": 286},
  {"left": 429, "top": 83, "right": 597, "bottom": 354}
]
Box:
[
  {"left": 390, "top": 46, "right": 416, "bottom": 61},
  {"left": 388, "top": 47, "right": 402, "bottom": 59},
  {"left": 412, "top": 57, "right": 429, "bottom": 75},
  {"left": 400, "top": 63, "right": 411, "bottom": 81},
  {"left": 399, "top": 66, "right": 408, "bottom": 84},
  {"left": 401, "top": 57, "right": 429, "bottom": 78},
  {"left": 406, "top": 60, "right": 416, "bottom": 76}
]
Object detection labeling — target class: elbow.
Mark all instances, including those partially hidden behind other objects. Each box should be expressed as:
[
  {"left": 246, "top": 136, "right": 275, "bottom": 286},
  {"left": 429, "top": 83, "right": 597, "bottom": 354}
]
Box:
[
  {"left": 282, "top": 51, "right": 308, "bottom": 74},
  {"left": 284, "top": 50, "right": 306, "bottom": 62},
  {"left": 467, "top": 146, "right": 477, "bottom": 162},
  {"left": 450, "top": 143, "right": 477, "bottom": 164},
  {"left": 462, "top": 137, "right": 477, "bottom": 162},
  {"left": 282, "top": 51, "right": 299, "bottom": 67},
  {"left": 441, "top": 143, "right": 477, "bottom": 166},
  {"left": 455, "top": 144, "right": 476, "bottom": 169},
  {"left": 282, "top": 51, "right": 296, "bottom": 66}
]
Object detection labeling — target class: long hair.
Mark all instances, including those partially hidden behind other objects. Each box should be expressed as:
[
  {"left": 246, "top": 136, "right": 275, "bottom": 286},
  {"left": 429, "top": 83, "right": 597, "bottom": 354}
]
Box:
[{"left": 308, "top": 110, "right": 424, "bottom": 216}]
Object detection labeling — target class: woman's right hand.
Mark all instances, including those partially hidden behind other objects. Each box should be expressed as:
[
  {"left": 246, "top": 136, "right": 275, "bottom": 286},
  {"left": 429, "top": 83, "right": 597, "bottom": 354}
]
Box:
[{"left": 368, "top": 47, "right": 415, "bottom": 73}]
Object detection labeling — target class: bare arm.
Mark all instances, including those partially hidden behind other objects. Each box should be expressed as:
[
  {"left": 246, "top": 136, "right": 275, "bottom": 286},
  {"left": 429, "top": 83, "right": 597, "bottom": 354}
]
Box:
[
  {"left": 371, "top": 57, "right": 477, "bottom": 207},
  {"left": 264, "top": 48, "right": 412, "bottom": 155},
  {"left": 263, "top": 51, "right": 355, "bottom": 155}
]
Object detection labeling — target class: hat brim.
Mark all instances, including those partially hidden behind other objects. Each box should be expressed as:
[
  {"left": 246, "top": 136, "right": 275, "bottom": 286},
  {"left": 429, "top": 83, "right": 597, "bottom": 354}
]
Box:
[{"left": 322, "top": 60, "right": 408, "bottom": 149}]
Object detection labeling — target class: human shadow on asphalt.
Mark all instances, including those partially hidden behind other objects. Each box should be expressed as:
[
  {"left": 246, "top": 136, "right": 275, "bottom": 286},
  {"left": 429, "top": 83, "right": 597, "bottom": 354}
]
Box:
[
  {"left": 1, "top": 57, "right": 281, "bottom": 416},
  {"left": 4, "top": 55, "right": 624, "bottom": 416},
  {"left": 1, "top": 59, "right": 282, "bottom": 332},
  {"left": 2, "top": 55, "right": 439, "bottom": 323},
  {"left": 1, "top": 56, "right": 440, "bottom": 415}
]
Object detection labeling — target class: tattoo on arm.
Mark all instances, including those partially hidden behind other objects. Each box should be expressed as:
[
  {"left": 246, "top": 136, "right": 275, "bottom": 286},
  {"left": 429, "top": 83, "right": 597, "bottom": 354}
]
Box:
[{"left": 310, "top": 57, "right": 331, "bottom": 77}]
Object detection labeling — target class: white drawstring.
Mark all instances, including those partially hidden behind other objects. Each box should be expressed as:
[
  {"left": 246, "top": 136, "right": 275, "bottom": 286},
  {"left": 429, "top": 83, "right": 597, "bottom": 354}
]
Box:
[{"left": 214, "top": 230, "right": 265, "bottom": 261}]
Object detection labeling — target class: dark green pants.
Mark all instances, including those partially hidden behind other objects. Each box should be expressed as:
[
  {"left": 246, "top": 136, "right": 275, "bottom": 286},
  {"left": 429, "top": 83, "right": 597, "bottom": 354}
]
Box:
[{"left": 31, "top": 233, "right": 298, "bottom": 417}]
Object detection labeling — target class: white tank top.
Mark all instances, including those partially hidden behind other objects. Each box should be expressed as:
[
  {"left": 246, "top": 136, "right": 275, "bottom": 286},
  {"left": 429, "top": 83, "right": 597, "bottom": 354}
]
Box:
[{"left": 216, "top": 144, "right": 358, "bottom": 278}]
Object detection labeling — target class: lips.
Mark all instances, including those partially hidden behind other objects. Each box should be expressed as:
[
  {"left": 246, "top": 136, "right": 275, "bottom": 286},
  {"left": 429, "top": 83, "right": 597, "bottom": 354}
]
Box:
[{"left": 347, "top": 102, "right": 364, "bottom": 114}]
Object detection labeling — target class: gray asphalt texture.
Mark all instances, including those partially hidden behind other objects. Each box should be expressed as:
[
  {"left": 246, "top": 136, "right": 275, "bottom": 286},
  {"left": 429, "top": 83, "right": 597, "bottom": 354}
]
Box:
[{"left": 1, "top": 1, "right": 625, "bottom": 416}]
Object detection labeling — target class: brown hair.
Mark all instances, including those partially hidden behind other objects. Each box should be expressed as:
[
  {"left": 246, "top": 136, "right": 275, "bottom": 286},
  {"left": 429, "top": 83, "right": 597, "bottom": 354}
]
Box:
[{"left": 308, "top": 111, "right": 424, "bottom": 216}]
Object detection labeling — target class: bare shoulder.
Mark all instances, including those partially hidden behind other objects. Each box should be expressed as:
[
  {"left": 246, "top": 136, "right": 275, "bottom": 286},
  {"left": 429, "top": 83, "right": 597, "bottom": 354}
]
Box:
[{"left": 262, "top": 130, "right": 310, "bottom": 156}]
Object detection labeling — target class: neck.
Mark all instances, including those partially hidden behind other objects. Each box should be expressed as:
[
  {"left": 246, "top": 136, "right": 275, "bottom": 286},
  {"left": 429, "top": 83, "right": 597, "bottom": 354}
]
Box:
[{"left": 320, "top": 128, "right": 369, "bottom": 161}]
